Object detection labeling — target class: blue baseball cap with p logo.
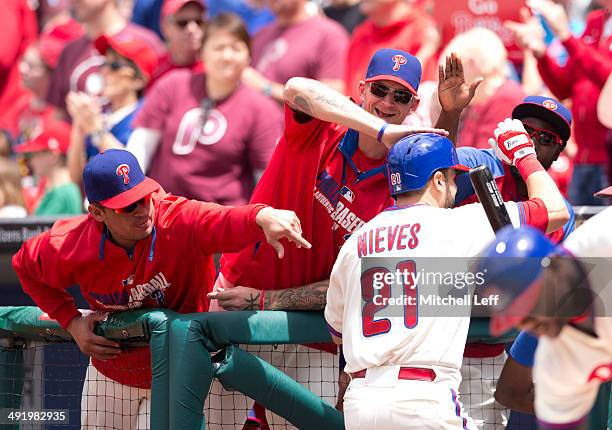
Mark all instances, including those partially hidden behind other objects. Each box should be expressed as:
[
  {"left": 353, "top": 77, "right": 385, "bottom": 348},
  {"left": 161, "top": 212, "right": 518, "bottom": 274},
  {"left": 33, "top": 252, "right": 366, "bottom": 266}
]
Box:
[
  {"left": 512, "top": 96, "right": 572, "bottom": 142},
  {"left": 365, "top": 48, "right": 422, "bottom": 95},
  {"left": 83, "top": 149, "right": 160, "bottom": 209}
]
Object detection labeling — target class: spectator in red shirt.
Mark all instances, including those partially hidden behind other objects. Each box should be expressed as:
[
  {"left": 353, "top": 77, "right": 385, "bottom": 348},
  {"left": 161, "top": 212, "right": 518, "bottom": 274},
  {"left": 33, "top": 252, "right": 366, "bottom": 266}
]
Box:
[
  {"left": 345, "top": 0, "right": 440, "bottom": 101},
  {"left": 128, "top": 13, "right": 282, "bottom": 205},
  {"left": 0, "top": 0, "right": 38, "bottom": 136},
  {"left": 241, "top": 0, "right": 349, "bottom": 101},
  {"left": 507, "top": 0, "right": 612, "bottom": 206},
  {"left": 46, "top": 0, "right": 165, "bottom": 117},
  {"left": 152, "top": 0, "right": 206, "bottom": 83},
  {"left": 437, "top": 27, "right": 525, "bottom": 149}
]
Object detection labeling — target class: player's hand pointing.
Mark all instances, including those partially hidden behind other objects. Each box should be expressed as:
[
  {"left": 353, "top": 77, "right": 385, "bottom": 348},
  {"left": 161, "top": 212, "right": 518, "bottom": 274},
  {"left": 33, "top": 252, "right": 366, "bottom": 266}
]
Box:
[
  {"left": 66, "top": 312, "right": 121, "bottom": 360},
  {"left": 256, "top": 207, "right": 312, "bottom": 259}
]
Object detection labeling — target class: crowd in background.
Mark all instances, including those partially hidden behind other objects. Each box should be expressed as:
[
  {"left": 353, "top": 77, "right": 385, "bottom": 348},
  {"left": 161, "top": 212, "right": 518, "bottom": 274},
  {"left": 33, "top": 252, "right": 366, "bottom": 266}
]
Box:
[{"left": 0, "top": 0, "right": 610, "bottom": 218}]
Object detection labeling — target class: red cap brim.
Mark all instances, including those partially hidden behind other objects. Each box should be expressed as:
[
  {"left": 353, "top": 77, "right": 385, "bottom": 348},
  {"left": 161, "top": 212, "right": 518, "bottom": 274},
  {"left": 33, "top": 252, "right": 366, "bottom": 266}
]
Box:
[
  {"left": 14, "top": 141, "right": 48, "bottom": 153},
  {"left": 99, "top": 177, "right": 161, "bottom": 209},
  {"left": 365, "top": 75, "right": 418, "bottom": 95},
  {"left": 451, "top": 164, "right": 471, "bottom": 173}
]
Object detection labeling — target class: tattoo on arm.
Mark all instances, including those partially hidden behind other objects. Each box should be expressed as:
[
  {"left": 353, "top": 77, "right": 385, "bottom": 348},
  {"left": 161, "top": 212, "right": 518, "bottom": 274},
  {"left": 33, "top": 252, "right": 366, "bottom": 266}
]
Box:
[
  {"left": 242, "top": 292, "right": 261, "bottom": 310},
  {"left": 293, "top": 95, "right": 314, "bottom": 116},
  {"left": 265, "top": 280, "right": 329, "bottom": 311}
]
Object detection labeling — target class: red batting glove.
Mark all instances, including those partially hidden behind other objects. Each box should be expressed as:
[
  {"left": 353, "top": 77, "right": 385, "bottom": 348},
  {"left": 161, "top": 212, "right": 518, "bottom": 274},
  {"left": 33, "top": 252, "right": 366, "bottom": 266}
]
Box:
[{"left": 488, "top": 118, "right": 536, "bottom": 166}]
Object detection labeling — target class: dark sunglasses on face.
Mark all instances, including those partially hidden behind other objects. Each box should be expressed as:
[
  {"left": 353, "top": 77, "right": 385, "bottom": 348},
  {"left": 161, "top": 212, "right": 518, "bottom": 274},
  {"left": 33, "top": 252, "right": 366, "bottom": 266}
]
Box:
[
  {"left": 524, "top": 124, "right": 566, "bottom": 149},
  {"left": 173, "top": 17, "right": 205, "bottom": 29},
  {"left": 114, "top": 195, "right": 151, "bottom": 214},
  {"left": 102, "top": 60, "right": 132, "bottom": 72},
  {"left": 369, "top": 82, "right": 413, "bottom": 105}
]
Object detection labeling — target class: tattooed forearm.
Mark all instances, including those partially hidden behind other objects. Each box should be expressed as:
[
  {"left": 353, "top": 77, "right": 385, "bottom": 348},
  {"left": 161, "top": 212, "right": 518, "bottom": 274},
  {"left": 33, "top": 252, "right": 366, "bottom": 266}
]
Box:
[
  {"left": 242, "top": 292, "right": 261, "bottom": 310},
  {"left": 314, "top": 94, "right": 349, "bottom": 112},
  {"left": 293, "top": 95, "right": 314, "bottom": 116},
  {"left": 265, "top": 280, "right": 330, "bottom": 310}
]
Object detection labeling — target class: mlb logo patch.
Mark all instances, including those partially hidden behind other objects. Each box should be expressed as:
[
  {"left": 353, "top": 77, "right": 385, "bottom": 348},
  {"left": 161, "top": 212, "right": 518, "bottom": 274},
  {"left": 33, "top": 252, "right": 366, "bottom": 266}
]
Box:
[
  {"left": 339, "top": 186, "right": 355, "bottom": 203},
  {"left": 122, "top": 275, "right": 135, "bottom": 287}
]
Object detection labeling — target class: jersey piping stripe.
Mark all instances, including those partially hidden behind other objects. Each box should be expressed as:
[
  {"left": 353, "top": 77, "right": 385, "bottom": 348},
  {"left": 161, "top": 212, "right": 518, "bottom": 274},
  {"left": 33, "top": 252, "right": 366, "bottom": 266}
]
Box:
[
  {"left": 326, "top": 322, "right": 342, "bottom": 338},
  {"left": 450, "top": 389, "right": 468, "bottom": 430}
]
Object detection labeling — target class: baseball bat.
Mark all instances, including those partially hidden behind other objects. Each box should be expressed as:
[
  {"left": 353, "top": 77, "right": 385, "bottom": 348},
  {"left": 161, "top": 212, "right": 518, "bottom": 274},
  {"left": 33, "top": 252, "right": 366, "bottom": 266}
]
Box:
[{"left": 469, "top": 165, "right": 512, "bottom": 232}]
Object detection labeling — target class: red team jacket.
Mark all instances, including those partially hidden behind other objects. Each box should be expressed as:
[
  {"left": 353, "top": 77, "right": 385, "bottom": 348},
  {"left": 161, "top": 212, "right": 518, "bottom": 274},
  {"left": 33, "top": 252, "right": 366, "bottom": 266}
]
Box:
[
  {"left": 221, "top": 105, "right": 394, "bottom": 291},
  {"left": 537, "top": 9, "right": 612, "bottom": 166},
  {"left": 12, "top": 191, "right": 267, "bottom": 387}
]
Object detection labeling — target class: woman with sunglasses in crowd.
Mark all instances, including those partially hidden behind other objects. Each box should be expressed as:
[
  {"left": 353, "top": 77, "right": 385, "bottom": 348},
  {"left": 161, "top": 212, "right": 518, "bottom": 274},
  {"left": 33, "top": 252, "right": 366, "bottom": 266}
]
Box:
[
  {"left": 127, "top": 12, "right": 282, "bottom": 206},
  {"left": 66, "top": 34, "right": 158, "bottom": 185}
]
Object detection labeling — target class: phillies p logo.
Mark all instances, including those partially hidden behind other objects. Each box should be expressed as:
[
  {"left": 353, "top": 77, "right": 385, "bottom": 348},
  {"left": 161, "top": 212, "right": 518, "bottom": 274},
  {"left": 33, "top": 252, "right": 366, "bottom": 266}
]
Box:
[
  {"left": 116, "top": 164, "right": 130, "bottom": 184},
  {"left": 392, "top": 54, "right": 407, "bottom": 71}
]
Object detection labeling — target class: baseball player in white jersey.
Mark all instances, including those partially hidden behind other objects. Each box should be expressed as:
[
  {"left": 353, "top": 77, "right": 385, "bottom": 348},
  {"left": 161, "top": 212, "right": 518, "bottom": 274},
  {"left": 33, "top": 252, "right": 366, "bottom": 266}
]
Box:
[
  {"left": 325, "top": 120, "right": 569, "bottom": 430},
  {"left": 474, "top": 189, "right": 612, "bottom": 430}
]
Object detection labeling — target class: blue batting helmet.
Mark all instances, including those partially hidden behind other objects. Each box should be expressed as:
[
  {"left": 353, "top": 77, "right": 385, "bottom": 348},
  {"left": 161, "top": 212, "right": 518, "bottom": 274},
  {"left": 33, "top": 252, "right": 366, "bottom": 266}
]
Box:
[
  {"left": 386, "top": 133, "right": 470, "bottom": 196},
  {"left": 474, "top": 225, "right": 558, "bottom": 336}
]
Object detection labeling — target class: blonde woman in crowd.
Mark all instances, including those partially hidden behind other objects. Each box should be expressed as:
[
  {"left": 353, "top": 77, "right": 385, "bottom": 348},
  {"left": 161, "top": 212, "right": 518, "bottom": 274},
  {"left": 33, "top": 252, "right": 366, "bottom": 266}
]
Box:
[{"left": 0, "top": 158, "right": 27, "bottom": 218}]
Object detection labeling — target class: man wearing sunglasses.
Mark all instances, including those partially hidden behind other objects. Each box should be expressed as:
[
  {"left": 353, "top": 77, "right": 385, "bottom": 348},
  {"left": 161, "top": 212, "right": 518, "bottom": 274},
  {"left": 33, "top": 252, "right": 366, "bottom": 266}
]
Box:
[
  {"left": 12, "top": 148, "right": 310, "bottom": 429},
  {"left": 452, "top": 96, "right": 577, "bottom": 428},
  {"left": 155, "top": 0, "right": 205, "bottom": 82},
  {"left": 206, "top": 47, "right": 481, "bottom": 426}
]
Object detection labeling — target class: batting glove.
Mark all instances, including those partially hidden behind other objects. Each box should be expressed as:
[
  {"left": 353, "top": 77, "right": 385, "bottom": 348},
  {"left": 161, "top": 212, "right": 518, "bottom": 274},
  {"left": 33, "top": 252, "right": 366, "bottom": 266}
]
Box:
[{"left": 488, "top": 118, "right": 536, "bottom": 166}]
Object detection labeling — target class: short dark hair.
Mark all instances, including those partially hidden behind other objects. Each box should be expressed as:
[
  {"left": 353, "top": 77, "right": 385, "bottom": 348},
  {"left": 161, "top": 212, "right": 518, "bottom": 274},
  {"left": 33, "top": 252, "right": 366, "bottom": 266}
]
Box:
[
  {"left": 393, "top": 168, "right": 450, "bottom": 200},
  {"left": 203, "top": 12, "right": 251, "bottom": 54}
]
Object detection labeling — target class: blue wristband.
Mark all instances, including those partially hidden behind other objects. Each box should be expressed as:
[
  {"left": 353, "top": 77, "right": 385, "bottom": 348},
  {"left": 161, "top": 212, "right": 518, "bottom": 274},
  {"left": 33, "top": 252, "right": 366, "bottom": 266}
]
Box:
[{"left": 377, "top": 123, "right": 388, "bottom": 143}]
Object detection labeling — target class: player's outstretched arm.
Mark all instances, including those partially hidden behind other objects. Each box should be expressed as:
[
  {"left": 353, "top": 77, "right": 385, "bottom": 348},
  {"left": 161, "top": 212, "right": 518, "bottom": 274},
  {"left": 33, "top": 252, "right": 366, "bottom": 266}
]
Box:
[
  {"left": 208, "top": 280, "right": 329, "bottom": 311},
  {"left": 489, "top": 118, "right": 569, "bottom": 233},
  {"left": 283, "top": 77, "right": 448, "bottom": 149},
  {"left": 435, "top": 53, "right": 483, "bottom": 144}
]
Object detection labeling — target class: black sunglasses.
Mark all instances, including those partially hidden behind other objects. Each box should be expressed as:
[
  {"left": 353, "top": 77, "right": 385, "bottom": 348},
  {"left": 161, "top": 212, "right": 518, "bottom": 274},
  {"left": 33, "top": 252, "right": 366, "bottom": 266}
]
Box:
[
  {"left": 114, "top": 196, "right": 151, "bottom": 214},
  {"left": 173, "top": 17, "right": 205, "bottom": 29},
  {"left": 369, "top": 82, "right": 413, "bottom": 105},
  {"left": 524, "top": 124, "right": 566, "bottom": 150},
  {"left": 102, "top": 60, "right": 133, "bottom": 72}
]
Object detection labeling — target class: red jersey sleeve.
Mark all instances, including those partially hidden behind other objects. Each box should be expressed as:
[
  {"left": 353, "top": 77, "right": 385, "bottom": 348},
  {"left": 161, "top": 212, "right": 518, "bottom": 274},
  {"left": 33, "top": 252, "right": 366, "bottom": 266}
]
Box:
[
  {"left": 12, "top": 231, "right": 81, "bottom": 329},
  {"left": 282, "top": 103, "right": 347, "bottom": 150},
  {"left": 183, "top": 201, "right": 268, "bottom": 255},
  {"left": 562, "top": 36, "right": 612, "bottom": 88},
  {"left": 537, "top": 54, "right": 575, "bottom": 101},
  {"left": 516, "top": 198, "right": 549, "bottom": 232}
]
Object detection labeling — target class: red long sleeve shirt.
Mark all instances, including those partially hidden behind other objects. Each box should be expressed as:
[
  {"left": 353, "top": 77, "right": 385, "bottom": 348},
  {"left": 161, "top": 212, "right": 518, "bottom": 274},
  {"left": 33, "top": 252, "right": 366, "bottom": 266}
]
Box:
[
  {"left": 537, "top": 9, "right": 612, "bottom": 165},
  {"left": 12, "top": 191, "right": 266, "bottom": 387}
]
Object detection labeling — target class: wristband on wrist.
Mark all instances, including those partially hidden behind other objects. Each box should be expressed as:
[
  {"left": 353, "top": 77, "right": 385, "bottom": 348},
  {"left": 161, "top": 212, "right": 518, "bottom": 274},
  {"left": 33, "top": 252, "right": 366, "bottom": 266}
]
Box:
[
  {"left": 516, "top": 154, "right": 545, "bottom": 179},
  {"left": 260, "top": 289, "right": 266, "bottom": 310},
  {"left": 262, "top": 82, "right": 273, "bottom": 97},
  {"left": 377, "top": 123, "right": 388, "bottom": 143}
]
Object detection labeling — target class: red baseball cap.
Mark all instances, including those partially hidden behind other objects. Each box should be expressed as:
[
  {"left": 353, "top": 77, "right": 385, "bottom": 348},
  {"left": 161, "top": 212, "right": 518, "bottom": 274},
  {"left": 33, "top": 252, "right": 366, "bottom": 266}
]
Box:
[
  {"left": 94, "top": 35, "right": 159, "bottom": 82},
  {"left": 162, "top": 0, "right": 205, "bottom": 19},
  {"left": 39, "top": 19, "right": 85, "bottom": 69},
  {"left": 14, "top": 120, "right": 71, "bottom": 154}
]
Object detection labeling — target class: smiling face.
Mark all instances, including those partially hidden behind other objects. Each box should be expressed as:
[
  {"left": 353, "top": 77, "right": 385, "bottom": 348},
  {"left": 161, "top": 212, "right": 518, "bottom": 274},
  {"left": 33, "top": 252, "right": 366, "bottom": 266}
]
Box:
[
  {"left": 89, "top": 196, "right": 155, "bottom": 249},
  {"left": 358, "top": 79, "right": 418, "bottom": 125}
]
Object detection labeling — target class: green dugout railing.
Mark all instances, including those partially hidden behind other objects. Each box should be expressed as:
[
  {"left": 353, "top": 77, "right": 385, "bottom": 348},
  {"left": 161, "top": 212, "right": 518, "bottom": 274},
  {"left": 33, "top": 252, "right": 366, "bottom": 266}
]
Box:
[{"left": 0, "top": 307, "right": 609, "bottom": 429}]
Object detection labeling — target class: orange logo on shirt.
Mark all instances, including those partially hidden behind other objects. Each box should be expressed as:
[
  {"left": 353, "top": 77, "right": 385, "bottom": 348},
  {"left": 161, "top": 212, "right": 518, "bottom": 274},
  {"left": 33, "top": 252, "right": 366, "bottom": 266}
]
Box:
[
  {"left": 392, "top": 55, "right": 407, "bottom": 71},
  {"left": 116, "top": 164, "right": 130, "bottom": 184}
]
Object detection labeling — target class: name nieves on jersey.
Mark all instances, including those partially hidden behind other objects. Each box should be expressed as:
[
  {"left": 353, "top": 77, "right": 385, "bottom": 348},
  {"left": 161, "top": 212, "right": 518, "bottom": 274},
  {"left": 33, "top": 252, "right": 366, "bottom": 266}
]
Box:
[{"left": 357, "top": 223, "right": 421, "bottom": 257}]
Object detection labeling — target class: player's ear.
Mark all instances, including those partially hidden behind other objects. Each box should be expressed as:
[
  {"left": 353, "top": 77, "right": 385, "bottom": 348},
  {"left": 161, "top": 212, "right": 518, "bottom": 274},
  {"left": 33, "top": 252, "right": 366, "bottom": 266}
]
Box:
[
  {"left": 408, "top": 95, "right": 420, "bottom": 114},
  {"left": 358, "top": 81, "right": 367, "bottom": 103},
  {"left": 432, "top": 170, "right": 445, "bottom": 191},
  {"left": 88, "top": 204, "right": 106, "bottom": 222}
]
